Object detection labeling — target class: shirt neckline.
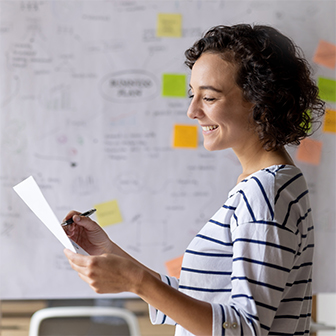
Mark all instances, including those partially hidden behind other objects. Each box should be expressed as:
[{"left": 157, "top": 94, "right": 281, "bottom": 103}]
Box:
[{"left": 229, "top": 164, "right": 300, "bottom": 197}]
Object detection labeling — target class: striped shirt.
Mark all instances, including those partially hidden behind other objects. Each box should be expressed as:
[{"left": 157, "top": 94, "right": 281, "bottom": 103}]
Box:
[{"left": 150, "top": 165, "right": 314, "bottom": 336}]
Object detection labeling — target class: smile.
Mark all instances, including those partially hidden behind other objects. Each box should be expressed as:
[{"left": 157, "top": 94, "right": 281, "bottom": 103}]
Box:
[{"left": 202, "top": 125, "right": 219, "bottom": 131}]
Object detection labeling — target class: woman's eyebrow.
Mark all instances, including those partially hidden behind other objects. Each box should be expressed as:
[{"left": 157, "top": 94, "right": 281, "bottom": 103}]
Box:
[
  {"left": 189, "top": 84, "right": 222, "bottom": 93},
  {"left": 199, "top": 85, "right": 222, "bottom": 93}
]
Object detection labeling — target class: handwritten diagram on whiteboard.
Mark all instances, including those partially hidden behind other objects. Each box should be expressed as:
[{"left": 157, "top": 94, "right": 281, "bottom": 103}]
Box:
[{"left": 0, "top": 1, "right": 335, "bottom": 299}]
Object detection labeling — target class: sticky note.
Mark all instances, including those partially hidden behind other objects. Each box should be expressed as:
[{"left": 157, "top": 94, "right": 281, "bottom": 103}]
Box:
[
  {"left": 313, "top": 40, "right": 336, "bottom": 69},
  {"left": 301, "top": 110, "right": 312, "bottom": 134},
  {"left": 296, "top": 138, "right": 323, "bottom": 165},
  {"left": 173, "top": 124, "right": 198, "bottom": 148},
  {"left": 94, "top": 199, "right": 123, "bottom": 227},
  {"left": 318, "top": 77, "right": 336, "bottom": 103},
  {"left": 162, "top": 73, "right": 186, "bottom": 97},
  {"left": 165, "top": 255, "right": 183, "bottom": 278},
  {"left": 157, "top": 13, "right": 182, "bottom": 38},
  {"left": 323, "top": 108, "right": 336, "bottom": 134}
]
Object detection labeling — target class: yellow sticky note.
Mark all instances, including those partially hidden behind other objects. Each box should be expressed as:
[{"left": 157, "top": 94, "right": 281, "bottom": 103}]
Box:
[
  {"left": 313, "top": 40, "right": 336, "bottom": 69},
  {"left": 165, "top": 255, "right": 183, "bottom": 278},
  {"left": 318, "top": 77, "right": 336, "bottom": 103},
  {"left": 162, "top": 73, "right": 186, "bottom": 97},
  {"left": 296, "top": 138, "right": 323, "bottom": 165},
  {"left": 94, "top": 200, "right": 123, "bottom": 227},
  {"left": 157, "top": 13, "right": 182, "bottom": 38},
  {"left": 323, "top": 108, "right": 336, "bottom": 133},
  {"left": 173, "top": 124, "right": 198, "bottom": 148}
]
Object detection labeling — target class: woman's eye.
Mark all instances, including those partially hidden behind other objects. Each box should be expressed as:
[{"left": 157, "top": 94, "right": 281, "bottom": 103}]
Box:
[
  {"left": 187, "top": 88, "right": 194, "bottom": 99},
  {"left": 204, "top": 97, "right": 215, "bottom": 102}
]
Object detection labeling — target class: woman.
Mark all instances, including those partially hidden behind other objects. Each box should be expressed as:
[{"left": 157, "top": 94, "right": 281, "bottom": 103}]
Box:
[{"left": 64, "top": 24, "right": 325, "bottom": 335}]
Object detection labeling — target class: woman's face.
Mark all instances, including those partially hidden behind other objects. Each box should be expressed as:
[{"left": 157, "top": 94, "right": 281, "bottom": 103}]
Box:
[{"left": 187, "top": 52, "right": 255, "bottom": 152}]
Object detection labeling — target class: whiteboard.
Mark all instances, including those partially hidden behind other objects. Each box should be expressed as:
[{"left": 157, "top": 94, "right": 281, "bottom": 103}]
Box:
[{"left": 0, "top": 0, "right": 335, "bottom": 299}]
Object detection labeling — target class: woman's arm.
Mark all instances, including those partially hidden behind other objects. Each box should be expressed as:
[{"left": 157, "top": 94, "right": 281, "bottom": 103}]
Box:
[
  {"left": 63, "top": 212, "right": 213, "bottom": 334},
  {"left": 64, "top": 249, "right": 212, "bottom": 336},
  {"left": 137, "top": 267, "right": 213, "bottom": 335}
]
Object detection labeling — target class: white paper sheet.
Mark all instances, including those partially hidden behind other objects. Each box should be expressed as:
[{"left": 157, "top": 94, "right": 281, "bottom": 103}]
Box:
[{"left": 13, "top": 176, "right": 88, "bottom": 255}]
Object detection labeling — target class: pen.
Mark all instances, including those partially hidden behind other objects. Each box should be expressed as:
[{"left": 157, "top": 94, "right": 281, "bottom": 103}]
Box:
[{"left": 61, "top": 209, "right": 96, "bottom": 226}]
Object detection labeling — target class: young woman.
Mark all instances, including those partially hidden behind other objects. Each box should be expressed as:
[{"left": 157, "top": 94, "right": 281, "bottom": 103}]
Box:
[{"left": 63, "top": 24, "right": 325, "bottom": 335}]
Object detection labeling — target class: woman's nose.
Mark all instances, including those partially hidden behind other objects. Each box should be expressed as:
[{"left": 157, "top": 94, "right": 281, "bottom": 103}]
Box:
[{"left": 187, "top": 98, "right": 203, "bottom": 120}]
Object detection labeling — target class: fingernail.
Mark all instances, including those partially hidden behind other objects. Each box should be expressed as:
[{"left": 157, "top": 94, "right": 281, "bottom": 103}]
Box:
[{"left": 74, "top": 215, "right": 81, "bottom": 222}]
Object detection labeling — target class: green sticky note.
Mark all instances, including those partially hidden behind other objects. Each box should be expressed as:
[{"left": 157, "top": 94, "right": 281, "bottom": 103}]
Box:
[
  {"left": 318, "top": 77, "right": 336, "bottom": 102},
  {"left": 162, "top": 73, "right": 186, "bottom": 97},
  {"left": 301, "top": 110, "right": 312, "bottom": 134}
]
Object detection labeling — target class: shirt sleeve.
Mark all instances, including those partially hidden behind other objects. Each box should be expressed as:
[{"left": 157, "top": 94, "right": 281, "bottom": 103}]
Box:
[
  {"left": 148, "top": 274, "right": 179, "bottom": 326},
  {"left": 211, "top": 222, "right": 297, "bottom": 335}
]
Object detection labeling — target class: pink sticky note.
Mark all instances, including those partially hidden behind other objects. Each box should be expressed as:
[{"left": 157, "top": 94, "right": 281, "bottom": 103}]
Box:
[
  {"left": 165, "top": 255, "right": 184, "bottom": 278},
  {"left": 313, "top": 40, "right": 336, "bottom": 69},
  {"left": 296, "top": 138, "right": 323, "bottom": 165}
]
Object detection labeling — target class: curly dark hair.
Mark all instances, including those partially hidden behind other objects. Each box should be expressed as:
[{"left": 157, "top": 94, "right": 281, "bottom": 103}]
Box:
[{"left": 185, "top": 24, "right": 325, "bottom": 151}]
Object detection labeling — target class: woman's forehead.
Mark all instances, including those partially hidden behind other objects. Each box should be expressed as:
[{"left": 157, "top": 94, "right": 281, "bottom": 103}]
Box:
[{"left": 190, "top": 53, "right": 238, "bottom": 88}]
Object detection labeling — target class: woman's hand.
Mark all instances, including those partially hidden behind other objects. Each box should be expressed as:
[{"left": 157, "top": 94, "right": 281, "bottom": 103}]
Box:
[
  {"left": 64, "top": 249, "right": 144, "bottom": 294},
  {"left": 63, "top": 210, "right": 113, "bottom": 256},
  {"left": 63, "top": 210, "right": 161, "bottom": 277}
]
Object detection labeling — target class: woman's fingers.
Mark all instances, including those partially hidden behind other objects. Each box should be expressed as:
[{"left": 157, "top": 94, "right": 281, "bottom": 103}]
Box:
[
  {"left": 62, "top": 210, "right": 81, "bottom": 223},
  {"left": 64, "top": 249, "right": 133, "bottom": 294},
  {"left": 64, "top": 249, "right": 89, "bottom": 268}
]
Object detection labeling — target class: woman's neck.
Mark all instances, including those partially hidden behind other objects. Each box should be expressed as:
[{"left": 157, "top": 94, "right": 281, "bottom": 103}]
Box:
[{"left": 235, "top": 146, "right": 295, "bottom": 183}]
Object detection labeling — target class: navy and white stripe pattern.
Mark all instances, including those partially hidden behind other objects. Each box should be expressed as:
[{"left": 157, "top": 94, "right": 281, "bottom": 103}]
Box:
[{"left": 150, "top": 165, "right": 314, "bottom": 336}]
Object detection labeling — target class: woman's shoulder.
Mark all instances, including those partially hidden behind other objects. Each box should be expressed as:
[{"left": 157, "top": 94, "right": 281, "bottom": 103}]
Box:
[{"left": 227, "top": 164, "right": 308, "bottom": 225}]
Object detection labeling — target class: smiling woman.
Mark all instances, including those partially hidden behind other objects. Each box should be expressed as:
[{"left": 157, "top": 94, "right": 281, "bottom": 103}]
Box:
[
  {"left": 187, "top": 54, "right": 255, "bottom": 156},
  {"left": 185, "top": 25, "right": 325, "bottom": 152},
  {"left": 63, "top": 24, "right": 325, "bottom": 336}
]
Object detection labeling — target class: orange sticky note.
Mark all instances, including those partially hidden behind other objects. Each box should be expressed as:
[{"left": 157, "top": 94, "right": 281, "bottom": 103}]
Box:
[
  {"left": 165, "top": 255, "right": 183, "bottom": 278},
  {"left": 173, "top": 124, "right": 198, "bottom": 148},
  {"left": 313, "top": 40, "right": 336, "bottom": 69},
  {"left": 296, "top": 138, "right": 323, "bottom": 165},
  {"left": 323, "top": 108, "right": 336, "bottom": 134}
]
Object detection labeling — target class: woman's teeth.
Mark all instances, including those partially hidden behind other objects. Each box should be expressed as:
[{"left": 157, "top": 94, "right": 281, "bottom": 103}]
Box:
[{"left": 202, "top": 125, "right": 219, "bottom": 131}]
